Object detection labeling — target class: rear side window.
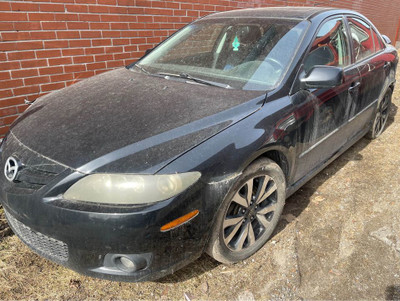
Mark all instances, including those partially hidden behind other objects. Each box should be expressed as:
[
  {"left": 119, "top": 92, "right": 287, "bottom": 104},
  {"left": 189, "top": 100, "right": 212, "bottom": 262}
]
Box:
[
  {"left": 371, "top": 29, "right": 384, "bottom": 51},
  {"left": 304, "top": 18, "right": 350, "bottom": 73},
  {"left": 348, "top": 17, "right": 374, "bottom": 61}
]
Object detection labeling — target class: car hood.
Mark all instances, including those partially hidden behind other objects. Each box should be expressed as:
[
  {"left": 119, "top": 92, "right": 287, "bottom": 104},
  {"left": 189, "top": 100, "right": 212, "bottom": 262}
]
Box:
[{"left": 10, "top": 68, "right": 265, "bottom": 174}]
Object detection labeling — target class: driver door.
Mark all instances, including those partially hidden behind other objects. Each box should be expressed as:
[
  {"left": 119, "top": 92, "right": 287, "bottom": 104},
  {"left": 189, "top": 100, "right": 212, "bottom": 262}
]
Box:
[{"left": 293, "top": 16, "right": 361, "bottom": 183}]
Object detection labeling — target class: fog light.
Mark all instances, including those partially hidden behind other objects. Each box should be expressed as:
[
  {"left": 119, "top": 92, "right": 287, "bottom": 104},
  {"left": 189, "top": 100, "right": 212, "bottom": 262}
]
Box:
[{"left": 113, "top": 255, "right": 147, "bottom": 273}]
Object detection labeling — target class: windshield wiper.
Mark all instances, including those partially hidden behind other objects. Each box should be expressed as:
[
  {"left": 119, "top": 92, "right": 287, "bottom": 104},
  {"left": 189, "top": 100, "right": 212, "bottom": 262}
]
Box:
[
  {"left": 157, "top": 72, "right": 232, "bottom": 89},
  {"left": 132, "top": 64, "right": 151, "bottom": 75}
]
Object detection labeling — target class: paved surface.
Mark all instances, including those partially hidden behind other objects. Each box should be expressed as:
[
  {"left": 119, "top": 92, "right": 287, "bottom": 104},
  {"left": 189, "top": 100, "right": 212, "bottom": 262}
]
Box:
[{"left": 0, "top": 66, "right": 400, "bottom": 300}]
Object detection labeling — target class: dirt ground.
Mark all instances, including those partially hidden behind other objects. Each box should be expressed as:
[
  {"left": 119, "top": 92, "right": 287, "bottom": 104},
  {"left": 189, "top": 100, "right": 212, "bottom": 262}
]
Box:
[{"left": 1, "top": 64, "right": 400, "bottom": 300}]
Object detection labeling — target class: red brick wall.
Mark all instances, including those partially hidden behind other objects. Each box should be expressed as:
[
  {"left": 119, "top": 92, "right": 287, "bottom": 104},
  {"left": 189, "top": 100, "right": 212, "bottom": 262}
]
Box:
[{"left": 0, "top": 0, "right": 399, "bottom": 138}]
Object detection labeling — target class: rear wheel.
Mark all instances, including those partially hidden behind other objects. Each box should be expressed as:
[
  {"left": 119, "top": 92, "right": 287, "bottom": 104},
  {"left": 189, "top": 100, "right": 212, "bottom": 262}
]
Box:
[
  {"left": 206, "top": 158, "right": 285, "bottom": 264},
  {"left": 367, "top": 88, "right": 392, "bottom": 139}
]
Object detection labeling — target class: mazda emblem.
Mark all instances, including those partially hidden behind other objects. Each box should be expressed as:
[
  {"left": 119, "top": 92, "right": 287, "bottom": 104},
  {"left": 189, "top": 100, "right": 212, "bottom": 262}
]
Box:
[{"left": 4, "top": 156, "right": 19, "bottom": 182}]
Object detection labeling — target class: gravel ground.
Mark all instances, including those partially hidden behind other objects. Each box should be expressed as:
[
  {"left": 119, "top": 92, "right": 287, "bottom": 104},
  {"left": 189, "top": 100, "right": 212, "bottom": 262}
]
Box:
[{"left": 1, "top": 63, "right": 400, "bottom": 300}]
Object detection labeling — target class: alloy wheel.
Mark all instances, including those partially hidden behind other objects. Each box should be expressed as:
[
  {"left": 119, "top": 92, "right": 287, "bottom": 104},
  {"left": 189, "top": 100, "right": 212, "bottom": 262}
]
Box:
[
  {"left": 222, "top": 175, "right": 278, "bottom": 251},
  {"left": 373, "top": 92, "right": 391, "bottom": 137}
]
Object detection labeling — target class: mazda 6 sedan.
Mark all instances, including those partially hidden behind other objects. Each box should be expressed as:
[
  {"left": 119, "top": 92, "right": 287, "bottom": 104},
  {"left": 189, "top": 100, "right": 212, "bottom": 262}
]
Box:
[{"left": 1, "top": 7, "right": 397, "bottom": 281}]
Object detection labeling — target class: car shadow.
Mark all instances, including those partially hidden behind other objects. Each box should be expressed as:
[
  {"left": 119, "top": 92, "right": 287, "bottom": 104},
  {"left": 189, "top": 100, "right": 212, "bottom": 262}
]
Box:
[
  {"left": 158, "top": 102, "right": 398, "bottom": 283},
  {"left": 385, "top": 285, "right": 400, "bottom": 300}
]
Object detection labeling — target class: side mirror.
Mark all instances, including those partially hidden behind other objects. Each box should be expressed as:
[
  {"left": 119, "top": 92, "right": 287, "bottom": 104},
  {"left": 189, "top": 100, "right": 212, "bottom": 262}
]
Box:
[
  {"left": 300, "top": 65, "right": 344, "bottom": 89},
  {"left": 381, "top": 34, "right": 392, "bottom": 45}
]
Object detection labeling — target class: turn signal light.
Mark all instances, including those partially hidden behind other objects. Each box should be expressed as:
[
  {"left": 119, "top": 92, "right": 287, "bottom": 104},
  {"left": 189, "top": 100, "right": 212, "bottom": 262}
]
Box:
[{"left": 160, "top": 210, "right": 199, "bottom": 232}]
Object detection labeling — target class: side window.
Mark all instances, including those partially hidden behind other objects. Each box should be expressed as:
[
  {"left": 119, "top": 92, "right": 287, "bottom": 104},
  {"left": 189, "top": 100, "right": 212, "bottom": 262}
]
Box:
[
  {"left": 348, "top": 17, "right": 374, "bottom": 61},
  {"left": 304, "top": 18, "right": 350, "bottom": 73},
  {"left": 371, "top": 29, "right": 384, "bottom": 52}
]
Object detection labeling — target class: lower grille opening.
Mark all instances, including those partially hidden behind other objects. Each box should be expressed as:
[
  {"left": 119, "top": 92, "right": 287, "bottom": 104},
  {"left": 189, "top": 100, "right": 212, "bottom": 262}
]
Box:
[{"left": 4, "top": 209, "right": 69, "bottom": 263}]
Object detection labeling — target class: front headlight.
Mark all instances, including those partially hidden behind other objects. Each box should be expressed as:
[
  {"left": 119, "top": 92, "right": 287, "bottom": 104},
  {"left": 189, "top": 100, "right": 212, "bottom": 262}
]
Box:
[{"left": 63, "top": 172, "right": 201, "bottom": 205}]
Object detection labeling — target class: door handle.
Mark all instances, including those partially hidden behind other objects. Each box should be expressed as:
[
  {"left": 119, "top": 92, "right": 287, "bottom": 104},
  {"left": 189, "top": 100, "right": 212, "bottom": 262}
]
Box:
[{"left": 348, "top": 82, "right": 361, "bottom": 93}]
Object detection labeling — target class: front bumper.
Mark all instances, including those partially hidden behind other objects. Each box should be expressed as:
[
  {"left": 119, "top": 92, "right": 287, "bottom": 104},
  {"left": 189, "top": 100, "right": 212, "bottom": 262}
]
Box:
[{"left": 2, "top": 178, "right": 210, "bottom": 282}]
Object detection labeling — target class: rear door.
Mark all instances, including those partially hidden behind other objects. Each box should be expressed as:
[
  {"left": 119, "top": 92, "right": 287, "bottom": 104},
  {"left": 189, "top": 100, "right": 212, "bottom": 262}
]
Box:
[{"left": 346, "top": 16, "right": 387, "bottom": 127}]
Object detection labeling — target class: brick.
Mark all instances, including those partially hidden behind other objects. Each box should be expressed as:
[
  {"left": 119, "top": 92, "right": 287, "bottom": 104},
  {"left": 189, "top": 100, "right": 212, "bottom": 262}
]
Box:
[
  {"left": 69, "top": 39, "right": 91, "bottom": 48},
  {"left": 95, "top": 69, "right": 108, "bottom": 75},
  {"left": 66, "top": 4, "right": 88, "bottom": 13},
  {"left": 79, "top": 14, "right": 101, "bottom": 22},
  {"left": 67, "top": 22, "right": 89, "bottom": 30},
  {"left": 104, "top": 46, "right": 123, "bottom": 53},
  {"left": 0, "top": 41, "right": 43, "bottom": 52},
  {"left": 85, "top": 47, "right": 105, "bottom": 55},
  {"left": 41, "top": 82, "right": 65, "bottom": 92},
  {"left": 48, "top": 57, "right": 73, "bottom": 66},
  {"left": 0, "top": 2, "right": 11, "bottom": 11},
  {"left": 0, "top": 23, "right": 14, "bottom": 31},
  {"left": 13, "top": 85, "right": 40, "bottom": 96},
  {"left": 50, "top": 73, "right": 74, "bottom": 82},
  {"left": 1, "top": 32, "right": 31, "bottom": 42},
  {"left": 36, "top": 49, "right": 62, "bottom": 58},
  {"left": 30, "top": 31, "right": 57, "bottom": 40},
  {"left": 39, "top": 66, "right": 63, "bottom": 75},
  {"left": 62, "top": 48, "right": 84, "bottom": 56},
  {"left": 13, "top": 21, "right": 41, "bottom": 31},
  {"left": 7, "top": 51, "right": 36, "bottom": 61},
  {"left": 90, "top": 22, "right": 110, "bottom": 30},
  {"left": 113, "top": 38, "right": 130, "bottom": 45},
  {"left": 0, "top": 107, "right": 17, "bottom": 118},
  {"left": 97, "top": 0, "right": 117, "bottom": 5},
  {"left": 11, "top": 2, "right": 40, "bottom": 11},
  {"left": 80, "top": 31, "right": 102, "bottom": 38},
  {"left": 17, "top": 105, "right": 30, "bottom": 114},
  {"left": 56, "top": 31, "right": 80, "bottom": 39},
  {"left": 40, "top": 3, "right": 65, "bottom": 12},
  {"left": 11, "top": 69, "right": 38, "bottom": 79},
  {"left": 0, "top": 72, "right": 10, "bottom": 81},
  {"left": 0, "top": 97, "right": 24, "bottom": 109},
  {"left": 88, "top": 5, "right": 109, "bottom": 13},
  {"left": 42, "top": 22, "right": 67, "bottom": 30},
  {"left": 72, "top": 55, "right": 94, "bottom": 64},
  {"left": 86, "top": 62, "right": 106, "bottom": 70},
  {"left": 94, "top": 54, "right": 113, "bottom": 62},
  {"left": 24, "top": 76, "right": 50, "bottom": 86},
  {"left": 0, "top": 12, "right": 27, "bottom": 21},
  {"left": 0, "top": 90, "right": 13, "bottom": 99},
  {"left": 92, "top": 39, "right": 112, "bottom": 46},
  {"left": 64, "top": 64, "right": 86, "bottom": 73},
  {"left": 0, "top": 115, "right": 19, "bottom": 127},
  {"left": 55, "top": 13, "right": 79, "bottom": 21},
  {"left": 21, "top": 59, "right": 47, "bottom": 68},
  {"left": 29, "top": 12, "right": 55, "bottom": 21},
  {"left": 44, "top": 40, "right": 69, "bottom": 49}
]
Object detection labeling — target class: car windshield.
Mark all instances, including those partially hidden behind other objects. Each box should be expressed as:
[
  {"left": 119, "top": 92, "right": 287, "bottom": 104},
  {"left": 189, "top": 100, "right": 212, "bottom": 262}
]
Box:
[{"left": 133, "top": 18, "right": 308, "bottom": 91}]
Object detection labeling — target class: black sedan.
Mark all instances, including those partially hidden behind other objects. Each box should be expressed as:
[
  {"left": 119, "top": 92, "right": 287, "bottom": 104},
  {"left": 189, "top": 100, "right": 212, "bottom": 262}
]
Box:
[{"left": 0, "top": 7, "right": 397, "bottom": 282}]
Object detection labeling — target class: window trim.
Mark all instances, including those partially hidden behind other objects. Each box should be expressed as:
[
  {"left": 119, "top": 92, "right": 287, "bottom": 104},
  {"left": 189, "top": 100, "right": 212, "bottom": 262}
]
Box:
[
  {"left": 343, "top": 14, "right": 386, "bottom": 66},
  {"left": 302, "top": 15, "right": 352, "bottom": 73}
]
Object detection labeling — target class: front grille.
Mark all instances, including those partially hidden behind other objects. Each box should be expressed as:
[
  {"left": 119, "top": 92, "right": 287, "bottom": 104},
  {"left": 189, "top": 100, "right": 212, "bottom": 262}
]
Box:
[
  {"left": 4, "top": 209, "right": 69, "bottom": 263},
  {"left": 1, "top": 132, "right": 69, "bottom": 192}
]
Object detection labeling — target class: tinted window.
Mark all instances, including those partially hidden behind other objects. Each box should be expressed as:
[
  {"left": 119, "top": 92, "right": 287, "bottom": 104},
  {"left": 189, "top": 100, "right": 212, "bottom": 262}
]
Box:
[
  {"left": 371, "top": 29, "right": 384, "bottom": 52},
  {"left": 304, "top": 18, "right": 350, "bottom": 73},
  {"left": 348, "top": 17, "right": 374, "bottom": 61}
]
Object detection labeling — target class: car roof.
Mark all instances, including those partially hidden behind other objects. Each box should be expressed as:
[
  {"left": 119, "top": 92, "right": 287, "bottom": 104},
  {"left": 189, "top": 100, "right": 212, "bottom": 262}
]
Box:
[{"left": 203, "top": 6, "right": 340, "bottom": 20}]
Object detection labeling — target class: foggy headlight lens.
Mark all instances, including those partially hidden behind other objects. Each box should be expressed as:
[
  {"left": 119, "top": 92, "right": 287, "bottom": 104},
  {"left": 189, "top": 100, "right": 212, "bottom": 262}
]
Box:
[{"left": 63, "top": 172, "right": 201, "bottom": 205}]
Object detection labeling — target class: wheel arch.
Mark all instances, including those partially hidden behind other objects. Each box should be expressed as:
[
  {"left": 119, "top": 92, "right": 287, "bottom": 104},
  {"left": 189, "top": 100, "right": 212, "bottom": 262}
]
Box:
[{"left": 240, "top": 146, "right": 293, "bottom": 185}]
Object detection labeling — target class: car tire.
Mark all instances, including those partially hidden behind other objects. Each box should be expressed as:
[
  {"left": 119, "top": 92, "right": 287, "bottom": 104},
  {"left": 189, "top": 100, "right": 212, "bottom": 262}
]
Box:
[
  {"left": 366, "top": 87, "right": 392, "bottom": 139},
  {"left": 206, "top": 158, "right": 286, "bottom": 264}
]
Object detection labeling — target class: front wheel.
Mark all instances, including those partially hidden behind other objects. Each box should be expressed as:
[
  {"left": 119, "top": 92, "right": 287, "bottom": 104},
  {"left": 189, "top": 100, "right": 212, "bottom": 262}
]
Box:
[
  {"left": 206, "top": 158, "right": 286, "bottom": 264},
  {"left": 366, "top": 88, "right": 392, "bottom": 139}
]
